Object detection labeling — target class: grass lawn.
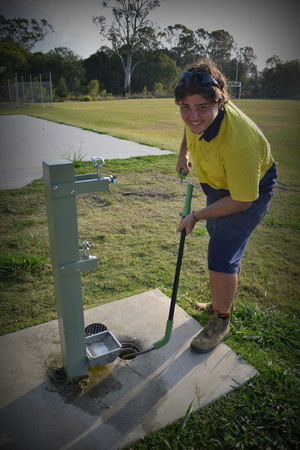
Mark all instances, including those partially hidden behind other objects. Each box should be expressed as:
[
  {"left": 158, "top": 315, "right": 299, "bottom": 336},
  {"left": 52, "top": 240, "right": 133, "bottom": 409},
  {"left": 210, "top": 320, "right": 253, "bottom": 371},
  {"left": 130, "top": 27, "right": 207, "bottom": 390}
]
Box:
[{"left": 0, "top": 99, "right": 299, "bottom": 449}]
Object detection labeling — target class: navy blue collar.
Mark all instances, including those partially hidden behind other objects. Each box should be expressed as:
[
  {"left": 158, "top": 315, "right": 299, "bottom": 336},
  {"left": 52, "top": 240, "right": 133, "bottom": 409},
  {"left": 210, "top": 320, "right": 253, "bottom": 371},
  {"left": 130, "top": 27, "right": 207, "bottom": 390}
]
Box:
[{"left": 199, "top": 109, "right": 225, "bottom": 142}]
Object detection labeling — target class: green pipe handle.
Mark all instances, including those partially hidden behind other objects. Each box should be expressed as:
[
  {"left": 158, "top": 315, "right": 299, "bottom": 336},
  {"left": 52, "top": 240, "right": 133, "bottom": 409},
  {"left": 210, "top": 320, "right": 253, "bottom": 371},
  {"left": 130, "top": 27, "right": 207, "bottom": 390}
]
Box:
[
  {"left": 153, "top": 320, "right": 173, "bottom": 349},
  {"left": 180, "top": 182, "right": 194, "bottom": 217},
  {"left": 178, "top": 168, "right": 187, "bottom": 181}
]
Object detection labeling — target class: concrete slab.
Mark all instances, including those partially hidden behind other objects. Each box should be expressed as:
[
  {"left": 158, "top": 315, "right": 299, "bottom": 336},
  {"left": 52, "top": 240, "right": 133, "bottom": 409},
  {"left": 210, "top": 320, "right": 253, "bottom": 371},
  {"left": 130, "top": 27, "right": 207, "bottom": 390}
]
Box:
[
  {"left": 0, "top": 289, "right": 257, "bottom": 450},
  {"left": 0, "top": 115, "right": 173, "bottom": 190}
]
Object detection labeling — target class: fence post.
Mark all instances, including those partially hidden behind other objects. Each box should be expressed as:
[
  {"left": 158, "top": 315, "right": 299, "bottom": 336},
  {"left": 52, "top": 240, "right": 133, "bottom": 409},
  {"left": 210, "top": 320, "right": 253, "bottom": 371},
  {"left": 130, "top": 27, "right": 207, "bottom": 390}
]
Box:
[
  {"left": 49, "top": 72, "right": 53, "bottom": 107},
  {"left": 14, "top": 73, "right": 20, "bottom": 108},
  {"left": 39, "top": 73, "right": 43, "bottom": 104},
  {"left": 21, "top": 76, "right": 25, "bottom": 104},
  {"left": 8, "top": 79, "right": 11, "bottom": 103},
  {"left": 30, "top": 74, "right": 34, "bottom": 103}
]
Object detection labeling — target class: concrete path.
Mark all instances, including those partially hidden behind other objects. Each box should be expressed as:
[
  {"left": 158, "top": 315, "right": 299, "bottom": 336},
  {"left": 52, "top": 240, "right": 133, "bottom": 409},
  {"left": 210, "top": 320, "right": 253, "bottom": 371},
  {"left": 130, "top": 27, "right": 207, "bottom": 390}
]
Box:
[
  {"left": 0, "top": 289, "right": 257, "bottom": 450},
  {"left": 0, "top": 115, "right": 173, "bottom": 190}
]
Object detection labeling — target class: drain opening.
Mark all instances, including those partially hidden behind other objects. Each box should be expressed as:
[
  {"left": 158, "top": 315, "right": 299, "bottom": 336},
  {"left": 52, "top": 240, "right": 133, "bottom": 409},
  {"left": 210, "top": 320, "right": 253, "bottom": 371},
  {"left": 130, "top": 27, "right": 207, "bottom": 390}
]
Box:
[
  {"left": 85, "top": 323, "right": 107, "bottom": 336},
  {"left": 119, "top": 342, "right": 140, "bottom": 360}
]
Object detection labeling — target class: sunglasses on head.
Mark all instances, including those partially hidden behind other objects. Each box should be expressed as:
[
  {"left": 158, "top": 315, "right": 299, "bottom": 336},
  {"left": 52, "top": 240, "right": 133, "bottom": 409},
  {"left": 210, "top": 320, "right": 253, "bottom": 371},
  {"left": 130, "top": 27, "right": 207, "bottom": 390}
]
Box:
[{"left": 179, "top": 71, "right": 220, "bottom": 89}]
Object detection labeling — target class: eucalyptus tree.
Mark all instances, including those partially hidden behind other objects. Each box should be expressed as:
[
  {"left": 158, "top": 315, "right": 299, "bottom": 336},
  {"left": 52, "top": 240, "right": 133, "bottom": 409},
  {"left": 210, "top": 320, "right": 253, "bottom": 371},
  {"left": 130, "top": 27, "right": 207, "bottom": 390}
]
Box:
[
  {"left": 46, "top": 47, "right": 86, "bottom": 93},
  {"left": 236, "top": 46, "right": 257, "bottom": 80},
  {"left": 266, "top": 55, "right": 282, "bottom": 68},
  {"left": 83, "top": 47, "right": 124, "bottom": 95},
  {"left": 0, "top": 41, "right": 29, "bottom": 78},
  {"left": 93, "top": 0, "right": 162, "bottom": 95},
  {"left": 0, "top": 15, "right": 54, "bottom": 51},
  {"left": 131, "top": 50, "right": 179, "bottom": 92},
  {"left": 163, "top": 24, "right": 198, "bottom": 67},
  {"left": 206, "top": 29, "right": 235, "bottom": 71},
  {"left": 260, "top": 59, "right": 300, "bottom": 98}
]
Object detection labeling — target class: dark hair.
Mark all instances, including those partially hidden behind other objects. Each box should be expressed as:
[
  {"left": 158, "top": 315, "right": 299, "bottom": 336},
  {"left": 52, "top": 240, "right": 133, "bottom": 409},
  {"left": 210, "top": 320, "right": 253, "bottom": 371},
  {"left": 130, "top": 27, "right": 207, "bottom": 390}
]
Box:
[{"left": 174, "top": 58, "right": 229, "bottom": 106}]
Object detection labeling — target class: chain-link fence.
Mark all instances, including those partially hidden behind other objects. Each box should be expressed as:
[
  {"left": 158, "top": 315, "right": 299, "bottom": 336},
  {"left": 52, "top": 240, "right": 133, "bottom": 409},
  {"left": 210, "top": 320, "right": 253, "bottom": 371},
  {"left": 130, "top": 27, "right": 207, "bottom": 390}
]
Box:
[{"left": 0, "top": 73, "right": 52, "bottom": 107}]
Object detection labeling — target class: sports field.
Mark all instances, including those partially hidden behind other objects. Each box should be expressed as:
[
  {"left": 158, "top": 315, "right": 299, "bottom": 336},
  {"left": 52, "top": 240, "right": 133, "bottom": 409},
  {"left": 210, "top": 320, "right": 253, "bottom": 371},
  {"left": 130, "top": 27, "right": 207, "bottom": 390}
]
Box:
[{"left": 0, "top": 99, "right": 299, "bottom": 449}]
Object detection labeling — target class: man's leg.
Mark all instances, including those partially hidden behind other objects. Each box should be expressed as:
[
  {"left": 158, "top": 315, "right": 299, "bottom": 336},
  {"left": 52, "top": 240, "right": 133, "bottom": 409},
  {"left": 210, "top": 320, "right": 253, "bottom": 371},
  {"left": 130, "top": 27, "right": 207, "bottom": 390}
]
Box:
[
  {"left": 190, "top": 270, "right": 236, "bottom": 353},
  {"left": 193, "top": 266, "right": 240, "bottom": 312},
  {"left": 191, "top": 191, "right": 273, "bottom": 353},
  {"left": 209, "top": 270, "right": 238, "bottom": 313}
]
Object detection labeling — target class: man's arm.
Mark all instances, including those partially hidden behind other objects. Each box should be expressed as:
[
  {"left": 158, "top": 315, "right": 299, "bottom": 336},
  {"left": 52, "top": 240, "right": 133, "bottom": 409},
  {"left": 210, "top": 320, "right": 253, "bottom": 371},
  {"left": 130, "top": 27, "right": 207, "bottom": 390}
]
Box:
[
  {"left": 177, "top": 196, "right": 252, "bottom": 235},
  {"left": 176, "top": 130, "right": 192, "bottom": 175}
]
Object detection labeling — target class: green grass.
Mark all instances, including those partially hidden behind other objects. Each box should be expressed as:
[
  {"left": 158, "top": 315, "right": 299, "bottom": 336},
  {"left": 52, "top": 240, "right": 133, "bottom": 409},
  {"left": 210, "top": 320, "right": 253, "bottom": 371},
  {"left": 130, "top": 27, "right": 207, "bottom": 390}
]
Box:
[
  {"left": 0, "top": 252, "right": 46, "bottom": 275},
  {"left": 0, "top": 99, "right": 300, "bottom": 449},
  {"left": 2, "top": 98, "right": 299, "bottom": 180},
  {"left": 0, "top": 98, "right": 184, "bottom": 151}
]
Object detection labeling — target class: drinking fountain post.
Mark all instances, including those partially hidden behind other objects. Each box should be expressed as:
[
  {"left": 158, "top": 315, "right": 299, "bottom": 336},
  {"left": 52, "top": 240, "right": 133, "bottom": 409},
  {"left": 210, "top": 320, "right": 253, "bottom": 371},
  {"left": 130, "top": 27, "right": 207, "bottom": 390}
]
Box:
[{"left": 43, "top": 159, "right": 116, "bottom": 378}]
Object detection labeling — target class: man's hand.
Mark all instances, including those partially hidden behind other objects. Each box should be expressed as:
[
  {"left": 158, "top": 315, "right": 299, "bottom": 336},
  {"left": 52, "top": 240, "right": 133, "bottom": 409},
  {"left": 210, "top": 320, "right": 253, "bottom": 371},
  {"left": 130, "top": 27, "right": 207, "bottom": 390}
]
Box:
[
  {"left": 176, "top": 132, "right": 192, "bottom": 175},
  {"left": 176, "top": 155, "right": 192, "bottom": 176},
  {"left": 177, "top": 197, "right": 252, "bottom": 236},
  {"left": 177, "top": 213, "right": 197, "bottom": 235}
]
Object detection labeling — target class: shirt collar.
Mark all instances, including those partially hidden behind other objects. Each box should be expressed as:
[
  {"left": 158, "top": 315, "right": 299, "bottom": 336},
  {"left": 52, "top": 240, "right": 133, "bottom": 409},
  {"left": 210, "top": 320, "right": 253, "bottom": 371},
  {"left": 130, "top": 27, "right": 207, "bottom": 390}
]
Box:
[{"left": 199, "top": 109, "right": 225, "bottom": 142}]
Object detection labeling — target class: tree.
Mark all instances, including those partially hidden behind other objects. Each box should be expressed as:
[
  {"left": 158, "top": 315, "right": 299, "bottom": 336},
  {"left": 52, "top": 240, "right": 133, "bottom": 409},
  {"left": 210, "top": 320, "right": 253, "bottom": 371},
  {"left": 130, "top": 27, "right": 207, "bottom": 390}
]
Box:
[
  {"left": 48, "top": 47, "right": 80, "bottom": 62},
  {"left": 266, "top": 55, "right": 282, "bottom": 68},
  {"left": 46, "top": 47, "right": 86, "bottom": 90},
  {"left": 55, "top": 77, "right": 68, "bottom": 99},
  {"left": 260, "top": 59, "right": 300, "bottom": 98},
  {"left": 163, "top": 24, "right": 199, "bottom": 68},
  {"left": 0, "top": 41, "right": 29, "bottom": 78},
  {"left": 132, "top": 50, "right": 179, "bottom": 92},
  {"left": 87, "top": 79, "right": 100, "bottom": 98},
  {"left": 160, "top": 25, "right": 209, "bottom": 69},
  {"left": 236, "top": 46, "right": 257, "bottom": 80},
  {"left": 93, "top": 0, "right": 162, "bottom": 95},
  {"left": 162, "top": 26, "right": 235, "bottom": 72},
  {"left": 206, "top": 30, "right": 235, "bottom": 71},
  {"left": 0, "top": 15, "right": 54, "bottom": 51},
  {"left": 83, "top": 46, "right": 124, "bottom": 95}
]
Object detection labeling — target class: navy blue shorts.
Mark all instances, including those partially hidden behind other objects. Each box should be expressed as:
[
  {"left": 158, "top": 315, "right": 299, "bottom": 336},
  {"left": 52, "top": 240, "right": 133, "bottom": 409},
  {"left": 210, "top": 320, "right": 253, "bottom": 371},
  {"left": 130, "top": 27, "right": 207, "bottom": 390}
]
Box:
[{"left": 202, "top": 163, "right": 277, "bottom": 274}]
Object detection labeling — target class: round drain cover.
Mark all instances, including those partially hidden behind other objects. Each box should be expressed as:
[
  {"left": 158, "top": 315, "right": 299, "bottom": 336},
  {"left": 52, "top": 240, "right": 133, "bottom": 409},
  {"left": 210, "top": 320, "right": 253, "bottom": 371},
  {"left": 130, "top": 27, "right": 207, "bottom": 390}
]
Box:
[
  {"left": 85, "top": 323, "right": 107, "bottom": 336},
  {"left": 119, "top": 342, "right": 140, "bottom": 360}
]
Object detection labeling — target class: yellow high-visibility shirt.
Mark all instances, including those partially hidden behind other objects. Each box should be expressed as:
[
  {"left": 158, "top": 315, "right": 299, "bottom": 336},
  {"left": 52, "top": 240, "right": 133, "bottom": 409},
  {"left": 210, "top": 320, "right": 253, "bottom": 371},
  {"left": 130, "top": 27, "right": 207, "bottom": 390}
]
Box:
[{"left": 185, "top": 101, "right": 274, "bottom": 201}]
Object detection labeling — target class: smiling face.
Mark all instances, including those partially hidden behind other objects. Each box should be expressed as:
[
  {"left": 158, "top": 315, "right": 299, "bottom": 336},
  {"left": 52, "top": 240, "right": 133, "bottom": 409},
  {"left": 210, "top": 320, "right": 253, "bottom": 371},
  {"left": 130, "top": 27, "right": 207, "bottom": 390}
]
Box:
[{"left": 179, "top": 94, "right": 220, "bottom": 134}]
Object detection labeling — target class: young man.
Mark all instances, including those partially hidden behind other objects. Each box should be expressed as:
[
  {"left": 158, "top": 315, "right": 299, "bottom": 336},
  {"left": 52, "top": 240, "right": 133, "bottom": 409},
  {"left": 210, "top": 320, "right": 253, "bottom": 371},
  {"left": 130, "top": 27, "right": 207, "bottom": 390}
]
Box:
[{"left": 175, "top": 59, "right": 277, "bottom": 353}]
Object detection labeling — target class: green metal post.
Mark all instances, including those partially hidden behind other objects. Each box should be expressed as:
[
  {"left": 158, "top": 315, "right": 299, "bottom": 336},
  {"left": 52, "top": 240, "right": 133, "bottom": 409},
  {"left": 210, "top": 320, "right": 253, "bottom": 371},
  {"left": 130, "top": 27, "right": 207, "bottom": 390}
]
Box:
[
  {"left": 43, "top": 160, "right": 88, "bottom": 377},
  {"left": 43, "top": 159, "right": 112, "bottom": 378}
]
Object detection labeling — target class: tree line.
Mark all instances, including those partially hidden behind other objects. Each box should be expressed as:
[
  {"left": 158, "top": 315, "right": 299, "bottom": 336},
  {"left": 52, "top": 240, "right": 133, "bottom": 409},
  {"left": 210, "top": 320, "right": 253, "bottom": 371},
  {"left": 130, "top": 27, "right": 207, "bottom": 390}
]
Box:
[{"left": 0, "top": 7, "right": 299, "bottom": 100}]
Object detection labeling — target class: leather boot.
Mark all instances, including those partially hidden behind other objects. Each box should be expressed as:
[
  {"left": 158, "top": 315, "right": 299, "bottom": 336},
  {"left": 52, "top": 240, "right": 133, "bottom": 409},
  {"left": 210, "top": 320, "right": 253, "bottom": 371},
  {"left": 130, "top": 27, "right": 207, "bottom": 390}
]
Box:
[{"left": 190, "top": 312, "right": 230, "bottom": 354}]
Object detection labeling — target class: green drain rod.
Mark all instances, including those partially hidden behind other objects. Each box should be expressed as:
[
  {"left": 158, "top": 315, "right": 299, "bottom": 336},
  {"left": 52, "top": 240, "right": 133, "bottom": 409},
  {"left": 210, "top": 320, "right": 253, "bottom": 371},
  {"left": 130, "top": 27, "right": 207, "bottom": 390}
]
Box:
[
  {"left": 127, "top": 172, "right": 194, "bottom": 357},
  {"left": 153, "top": 177, "right": 194, "bottom": 350}
]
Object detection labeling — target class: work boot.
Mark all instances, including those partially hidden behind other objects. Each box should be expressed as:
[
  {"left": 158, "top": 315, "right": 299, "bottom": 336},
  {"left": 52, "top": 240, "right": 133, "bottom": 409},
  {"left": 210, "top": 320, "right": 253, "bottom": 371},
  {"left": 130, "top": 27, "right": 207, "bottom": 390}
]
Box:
[
  {"left": 192, "top": 302, "right": 213, "bottom": 313},
  {"left": 190, "top": 312, "right": 230, "bottom": 354}
]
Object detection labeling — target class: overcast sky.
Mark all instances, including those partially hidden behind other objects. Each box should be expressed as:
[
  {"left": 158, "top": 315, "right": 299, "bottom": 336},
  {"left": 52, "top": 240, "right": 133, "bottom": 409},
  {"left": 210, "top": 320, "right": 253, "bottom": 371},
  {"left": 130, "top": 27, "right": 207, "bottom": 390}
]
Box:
[{"left": 2, "top": 0, "right": 299, "bottom": 71}]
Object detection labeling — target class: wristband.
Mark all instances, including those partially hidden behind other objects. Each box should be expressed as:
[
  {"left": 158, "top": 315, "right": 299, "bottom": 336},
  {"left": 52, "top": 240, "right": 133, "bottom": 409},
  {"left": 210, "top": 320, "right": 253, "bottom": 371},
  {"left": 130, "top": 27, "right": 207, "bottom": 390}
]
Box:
[{"left": 192, "top": 210, "right": 198, "bottom": 221}]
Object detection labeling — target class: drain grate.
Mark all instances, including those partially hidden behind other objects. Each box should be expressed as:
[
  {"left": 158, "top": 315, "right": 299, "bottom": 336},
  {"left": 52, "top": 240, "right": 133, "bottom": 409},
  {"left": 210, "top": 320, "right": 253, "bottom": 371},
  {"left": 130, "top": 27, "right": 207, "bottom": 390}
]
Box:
[
  {"left": 119, "top": 342, "right": 140, "bottom": 360},
  {"left": 85, "top": 323, "right": 107, "bottom": 336}
]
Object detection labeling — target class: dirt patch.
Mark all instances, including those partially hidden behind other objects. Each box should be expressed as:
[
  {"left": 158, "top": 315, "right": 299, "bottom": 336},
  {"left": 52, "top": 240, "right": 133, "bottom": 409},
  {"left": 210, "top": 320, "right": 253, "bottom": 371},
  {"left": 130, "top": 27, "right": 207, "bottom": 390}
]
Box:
[{"left": 122, "top": 190, "right": 171, "bottom": 199}]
